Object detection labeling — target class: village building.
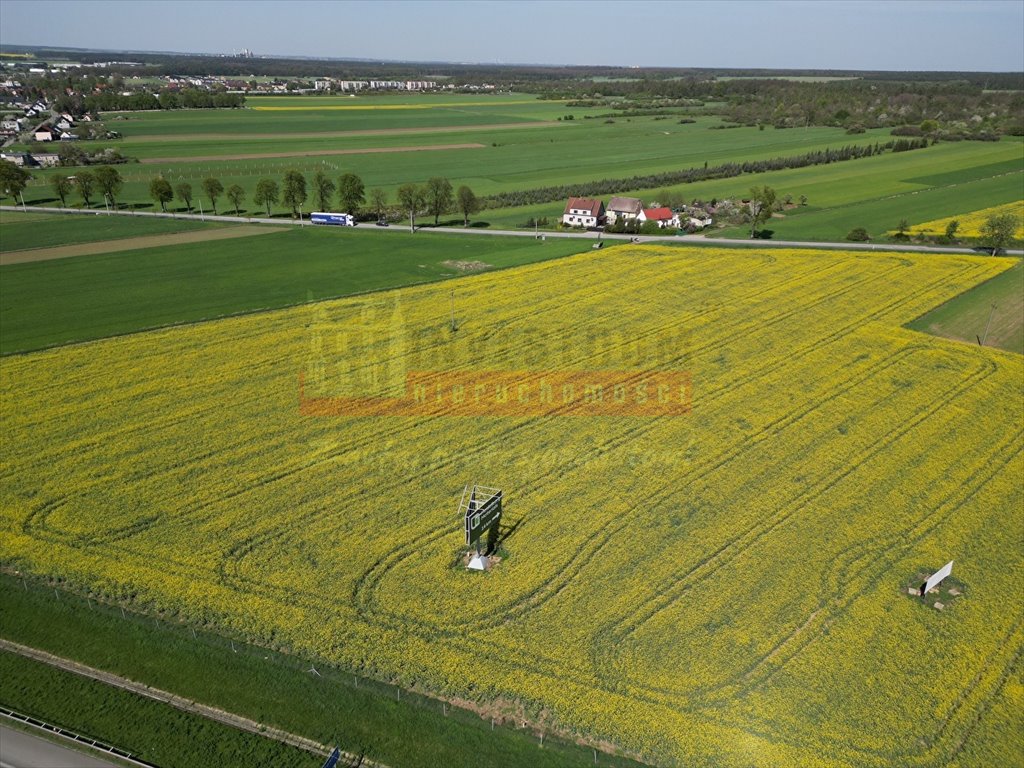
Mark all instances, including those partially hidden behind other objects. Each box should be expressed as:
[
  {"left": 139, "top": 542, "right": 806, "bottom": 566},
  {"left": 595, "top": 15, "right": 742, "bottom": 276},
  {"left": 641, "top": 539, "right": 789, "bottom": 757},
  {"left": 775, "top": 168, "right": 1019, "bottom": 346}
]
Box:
[
  {"left": 31, "top": 152, "right": 61, "bottom": 167},
  {"left": 562, "top": 197, "right": 606, "bottom": 228},
  {"left": 0, "top": 151, "right": 29, "bottom": 166},
  {"left": 606, "top": 196, "right": 643, "bottom": 225},
  {"left": 639, "top": 207, "right": 677, "bottom": 228}
]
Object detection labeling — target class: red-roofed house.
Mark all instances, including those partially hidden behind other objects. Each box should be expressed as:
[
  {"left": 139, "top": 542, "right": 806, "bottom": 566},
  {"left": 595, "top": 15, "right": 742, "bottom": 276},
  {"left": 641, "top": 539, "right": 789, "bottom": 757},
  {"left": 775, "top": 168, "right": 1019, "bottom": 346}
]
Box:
[
  {"left": 639, "top": 207, "right": 677, "bottom": 228},
  {"left": 562, "top": 197, "right": 605, "bottom": 228}
]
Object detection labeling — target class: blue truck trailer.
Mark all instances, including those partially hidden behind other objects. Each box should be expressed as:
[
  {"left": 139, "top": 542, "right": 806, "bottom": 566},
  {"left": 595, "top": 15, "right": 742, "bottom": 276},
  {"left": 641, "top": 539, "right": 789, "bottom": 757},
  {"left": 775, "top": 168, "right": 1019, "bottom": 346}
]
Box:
[{"left": 310, "top": 212, "right": 355, "bottom": 226}]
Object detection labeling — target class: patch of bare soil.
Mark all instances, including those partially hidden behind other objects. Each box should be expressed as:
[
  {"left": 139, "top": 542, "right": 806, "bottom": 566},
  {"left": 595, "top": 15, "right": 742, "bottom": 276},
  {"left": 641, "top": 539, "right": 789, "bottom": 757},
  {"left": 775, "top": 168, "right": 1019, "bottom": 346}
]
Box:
[
  {"left": 0, "top": 225, "right": 286, "bottom": 265},
  {"left": 441, "top": 260, "right": 492, "bottom": 272}
]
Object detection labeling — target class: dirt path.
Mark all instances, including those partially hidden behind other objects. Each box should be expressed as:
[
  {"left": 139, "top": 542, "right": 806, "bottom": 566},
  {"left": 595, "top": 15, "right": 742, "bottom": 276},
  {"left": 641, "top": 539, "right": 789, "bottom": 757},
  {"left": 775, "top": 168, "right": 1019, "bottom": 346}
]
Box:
[
  {"left": 0, "top": 637, "right": 386, "bottom": 767},
  {"left": 125, "top": 121, "right": 564, "bottom": 143},
  {"left": 141, "top": 142, "right": 486, "bottom": 165},
  {"left": 0, "top": 225, "right": 286, "bottom": 265}
]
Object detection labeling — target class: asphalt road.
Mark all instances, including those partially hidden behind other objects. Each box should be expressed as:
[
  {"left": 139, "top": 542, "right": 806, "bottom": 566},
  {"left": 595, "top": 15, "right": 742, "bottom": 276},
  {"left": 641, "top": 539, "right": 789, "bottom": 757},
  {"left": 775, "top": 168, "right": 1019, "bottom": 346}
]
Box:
[
  {"left": 0, "top": 725, "right": 120, "bottom": 768},
  {"left": 2, "top": 205, "right": 1021, "bottom": 256}
]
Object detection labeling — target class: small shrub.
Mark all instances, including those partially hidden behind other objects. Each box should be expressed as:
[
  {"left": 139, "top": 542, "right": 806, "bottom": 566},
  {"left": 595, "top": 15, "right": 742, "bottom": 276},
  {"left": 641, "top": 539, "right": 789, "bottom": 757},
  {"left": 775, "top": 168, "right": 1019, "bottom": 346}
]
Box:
[{"left": 846, "top": 227, "right": 870, "bottom": 242}]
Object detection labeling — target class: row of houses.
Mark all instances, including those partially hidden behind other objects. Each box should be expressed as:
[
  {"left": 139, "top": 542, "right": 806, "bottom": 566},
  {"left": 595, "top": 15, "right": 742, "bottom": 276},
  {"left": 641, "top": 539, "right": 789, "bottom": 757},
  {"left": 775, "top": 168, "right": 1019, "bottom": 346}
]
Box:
[
  {"left": 313, "top": 79, "right": 440, "bottom": 92},
  {"left": 0, "top": 151, "right": 60, "bottom": 167},
  {"left": 562, "top": 196, "right": 714, "bottom": 230}
]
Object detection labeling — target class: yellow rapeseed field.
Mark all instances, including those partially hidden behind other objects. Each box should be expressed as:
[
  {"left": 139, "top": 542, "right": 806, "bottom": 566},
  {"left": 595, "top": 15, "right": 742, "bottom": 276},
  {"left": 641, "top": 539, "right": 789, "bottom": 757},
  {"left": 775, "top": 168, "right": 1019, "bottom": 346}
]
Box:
[
  {"left": 903, "top": 200, "right": 1024, "bottom": 238},
  {"left": 1, "top": 246, "right": 1021, "bottom": 767}
]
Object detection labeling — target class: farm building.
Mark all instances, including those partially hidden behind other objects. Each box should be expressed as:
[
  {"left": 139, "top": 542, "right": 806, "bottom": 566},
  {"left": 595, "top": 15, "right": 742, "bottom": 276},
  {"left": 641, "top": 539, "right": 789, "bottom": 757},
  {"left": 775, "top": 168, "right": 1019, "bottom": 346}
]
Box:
[
  {"left": 31, "top": 153, "right": 60, "bottom": 167},
  {"left": 606, "top": 196, "right": 643, "bottom": 225},
  {"left": 562, "top": 197, "right": 606, "bottom": 228},
  {"left": 639, "top": 207, "right": 677, "bottom": 228},
  {"left": 0, "top": 151, "right": 29, "bottom": 166},
  {"left": 686, "top": 215, "right": 714, "bottom": 230}
]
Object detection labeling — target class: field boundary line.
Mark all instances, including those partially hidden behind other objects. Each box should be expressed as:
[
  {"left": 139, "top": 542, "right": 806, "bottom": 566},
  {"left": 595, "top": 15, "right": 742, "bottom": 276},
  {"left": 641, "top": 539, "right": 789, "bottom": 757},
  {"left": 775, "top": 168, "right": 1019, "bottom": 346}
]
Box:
[
  {"left": 0, "top": 225, "right": 287, "bottom": 265},
  {"left": 0, "top": 638, "right": 386, "bottom": 767}
]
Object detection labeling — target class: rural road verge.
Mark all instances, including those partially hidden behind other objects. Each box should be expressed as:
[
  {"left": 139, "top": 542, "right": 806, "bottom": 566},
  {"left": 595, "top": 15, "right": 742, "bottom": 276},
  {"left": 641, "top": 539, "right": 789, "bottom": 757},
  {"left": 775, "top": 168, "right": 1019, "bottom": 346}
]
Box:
[
  {"left": 2, "top": 205, "right": 1021, "bottom": 256},
  {"left": 0, "top": 637, "right": 385, "bottom": 768}
]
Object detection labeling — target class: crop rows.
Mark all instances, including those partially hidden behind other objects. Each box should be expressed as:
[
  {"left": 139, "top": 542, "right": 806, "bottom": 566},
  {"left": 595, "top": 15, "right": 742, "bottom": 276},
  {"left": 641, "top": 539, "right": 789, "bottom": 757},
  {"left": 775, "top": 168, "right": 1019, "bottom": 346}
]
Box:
[{"left": 1, "top": 246, "right": 1020, "bottom": 767}]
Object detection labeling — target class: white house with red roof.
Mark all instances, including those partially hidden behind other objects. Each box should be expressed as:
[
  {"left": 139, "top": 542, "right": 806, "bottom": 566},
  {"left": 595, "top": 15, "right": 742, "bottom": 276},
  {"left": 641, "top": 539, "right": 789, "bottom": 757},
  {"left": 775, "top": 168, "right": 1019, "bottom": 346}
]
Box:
[
  {"left": 562, "top": 197, "right": 606, "bottom": 228},
  {"left": 639, "top": 206, "right": 677, "bottom": 228}
]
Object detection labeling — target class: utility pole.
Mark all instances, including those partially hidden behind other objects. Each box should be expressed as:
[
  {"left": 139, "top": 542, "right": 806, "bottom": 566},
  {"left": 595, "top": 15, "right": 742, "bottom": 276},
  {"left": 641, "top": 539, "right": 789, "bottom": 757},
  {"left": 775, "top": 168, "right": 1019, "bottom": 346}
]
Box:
[
  {"left": 981, "top": 304, "right": 997, "bottom": 346},
  {"left": 450, "top": 289, "right": 457, "bottom": 333}
]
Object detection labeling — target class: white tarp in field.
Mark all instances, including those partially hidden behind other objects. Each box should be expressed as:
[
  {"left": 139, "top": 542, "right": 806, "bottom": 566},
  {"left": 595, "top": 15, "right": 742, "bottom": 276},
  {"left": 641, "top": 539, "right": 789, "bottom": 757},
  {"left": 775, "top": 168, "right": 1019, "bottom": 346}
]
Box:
[{"left": 923, "top": 560, "right": 953, "bottom": 594}]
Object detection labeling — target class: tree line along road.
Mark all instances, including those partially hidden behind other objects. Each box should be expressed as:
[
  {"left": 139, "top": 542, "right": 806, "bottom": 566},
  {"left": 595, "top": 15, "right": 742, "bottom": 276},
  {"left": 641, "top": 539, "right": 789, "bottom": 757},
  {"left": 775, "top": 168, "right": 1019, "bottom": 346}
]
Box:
[{"left": 2, "top": 205, "right": 1021, "bottom": 257}]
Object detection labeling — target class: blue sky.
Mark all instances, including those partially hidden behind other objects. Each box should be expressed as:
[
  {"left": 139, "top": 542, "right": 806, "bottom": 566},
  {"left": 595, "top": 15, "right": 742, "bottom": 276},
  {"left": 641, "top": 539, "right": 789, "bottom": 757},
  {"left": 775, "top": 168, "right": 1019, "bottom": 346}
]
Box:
[{"left": 1, "top": 0, "right": 1022, "bottom": 71}]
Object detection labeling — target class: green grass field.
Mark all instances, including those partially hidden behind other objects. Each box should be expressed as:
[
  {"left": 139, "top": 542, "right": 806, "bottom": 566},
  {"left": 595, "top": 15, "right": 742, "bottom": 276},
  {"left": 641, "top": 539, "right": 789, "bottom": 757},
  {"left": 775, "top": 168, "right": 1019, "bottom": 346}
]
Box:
[
  {"left": 10, "top": 91, "right": 1021, "bottom": 248},
  {"left": 0, "top": 222, "right": 594, "bottom": 354},
  {"left": 478, "top": 139, "right": 1024, "bottom": 239},
  {"left": 0, "top": 651, "right": 319, "bottom": 768},
  {"left": 0, "top": 575, "right": 645, "bottom": 768},
  {"left": 907, "top": 259, "right": 1024, "bottom": 354},
  {"left": 25, "top": 119, "right": 891, "bottom": 198},
  {"left": 0, "top": 210, "right": 221, "bottom": 252},
  {"left": 107, "top": 93, "right": 573, "bottom": 136},
  {"left": 20, "top": 109, "right": 898, "bottom": 209}
]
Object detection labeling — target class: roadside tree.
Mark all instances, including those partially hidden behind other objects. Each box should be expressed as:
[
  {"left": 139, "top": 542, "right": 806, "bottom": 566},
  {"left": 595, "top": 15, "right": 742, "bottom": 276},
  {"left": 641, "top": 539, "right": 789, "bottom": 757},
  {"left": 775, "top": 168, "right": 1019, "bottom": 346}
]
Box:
[
  {"left": 51, "top": 174, "right": 72, "bottom": 207},
  {"left": 369, "top": 188, "right": 388, "bottom": 221},
  {"left": 980, "top": 213, "right": 1018, "bottom": 256},
  {"left": 95, "top": 166, "right": 123, "bottom": 209},
  {"left": 227, "top": 184, "right": 245, "bottom": 215},
  {"left": 202, "top": 177, "right": 224, "bottom": 215},
  {"left": 456, "top": 185, "right": 480, "bottom": 227},
  {"left": 254, "top": 178, "right": 279, "bottom": 216},
  {"left": 396, "top": 183, "right": 425, "bottom": 232},
  {"left": 943, "top": 219, "right": 960, "bottom": 243},
  {"left": 313, "top": 171, "right": 335, "bottom": 212},
  {"left": 76, "top": 170, "right": 96, "bottom": 207},
  {"left": 337, "top": 172, "right": 365, "bottom": 215},
  {"left": 282, "top": 170, "right": 307, "bottom": 218},
  {"left": 0, "top": 159, "right": 32, "bottom": 201},
  {"left": 425, "top": 176, "right": 454, "bottom": 226},
  {"left": 747, "top": 184, "right": 777, "bottom": 238},
  {"left": 175, "top": 182, "right": 194, "bottom": 213},
  {"left": 149, "top": 176, "right": 173, "bottom": 212}
]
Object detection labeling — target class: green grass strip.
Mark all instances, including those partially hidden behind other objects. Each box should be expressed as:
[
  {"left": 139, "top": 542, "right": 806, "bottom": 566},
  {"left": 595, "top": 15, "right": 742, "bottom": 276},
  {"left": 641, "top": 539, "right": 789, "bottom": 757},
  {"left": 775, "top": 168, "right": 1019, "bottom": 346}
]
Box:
[
  {"left": 0, "top": 651, "right": 320, "bottom": 768},
  {"left": 0, "top": 574, "right": 647, "bottom": 767},
  {"left": 0, "top": 227, "right": 593, "bottom": 355}
]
